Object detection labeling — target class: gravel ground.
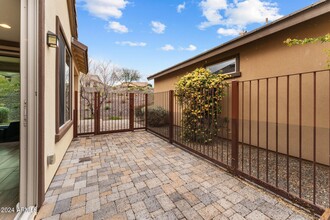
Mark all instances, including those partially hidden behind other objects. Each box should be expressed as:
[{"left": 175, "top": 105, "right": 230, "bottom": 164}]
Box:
[{"left": 237, "top": 145, "right": 329, "bottom": 208}]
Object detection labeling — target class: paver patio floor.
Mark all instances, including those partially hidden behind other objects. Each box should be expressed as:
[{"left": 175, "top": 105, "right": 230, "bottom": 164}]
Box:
[{"left": 36, "top": 131, "right": 314, "bottom": 220}]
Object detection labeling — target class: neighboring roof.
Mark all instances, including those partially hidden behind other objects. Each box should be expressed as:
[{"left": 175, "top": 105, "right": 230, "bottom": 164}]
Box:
[
  {"left": 148, "top": 0, "right": 330, "bottom": 80},
  {"left": 67, "top": 0, "right": 78, "bottom": 39},
  {"left": 121, "top": 82, "right": 149, "bottom": 87},
  {"left": 89, "top": 75, "right": 102, "bottom": 83},
  {"left": 81, "top": 74, "right": 102, "bottom": 83},
  {"left": 72, "top": 39, "right": 89, "bottom": 74}
]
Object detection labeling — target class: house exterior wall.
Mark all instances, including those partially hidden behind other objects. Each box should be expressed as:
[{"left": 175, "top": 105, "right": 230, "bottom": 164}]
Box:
[
  {"left": 153, "top": 13, "right": 330, "bottom": 165},
  {"left": 154, "top": 13, "right": 329, "bottom": 92},
  {"left": 44, "top": 0, "right": 76, "bottom": 190}
]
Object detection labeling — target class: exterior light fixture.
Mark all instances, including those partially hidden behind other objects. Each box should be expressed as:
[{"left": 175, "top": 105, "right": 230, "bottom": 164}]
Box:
[
  {"left": 47, "top": 154, "right": 56, "bottom": 165},
  {"left": 0, "top": 24, "right": 11, "bottom": 29},
  {"left": 47, "top": 31, "right": 58, "bottom": 48}
]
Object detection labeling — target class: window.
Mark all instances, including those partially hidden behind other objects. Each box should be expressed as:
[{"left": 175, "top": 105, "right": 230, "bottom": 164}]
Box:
[
  {"left": 58, "top": 32, "right": 72, "bottom": 127},
  {"left": 206, "top": 56, "right": 240, "bottom": 78},
  {"left": 56, "top": 17, "right": 72, "bottom": 142}
]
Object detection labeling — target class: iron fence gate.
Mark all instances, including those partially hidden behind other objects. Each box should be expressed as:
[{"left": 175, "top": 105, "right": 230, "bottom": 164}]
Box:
[{"left": 74, "top": 91, "right": 147, "bottom": 136}]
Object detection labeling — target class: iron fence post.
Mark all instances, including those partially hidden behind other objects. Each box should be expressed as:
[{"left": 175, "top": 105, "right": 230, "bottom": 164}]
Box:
[
  {"left": 129, "top": 93, "right": 134, "bottom": 131},
  {"left": 94, "top": 92, "right": 98, "bottom": 135},
  {"left": 74, "top": 91, "right": 78, "bottom": 138},
  {"left": 98, "top": 92, "right": 101, "bottom": 133},
  {"left": 145, "top": 93, "right": 148, "bottom": 131},
  {"left": 231, "top": 81, "right": 239, "bottom": 172},
  {"left": 169, "top": 90, "right": 174, "bottom": 143}
]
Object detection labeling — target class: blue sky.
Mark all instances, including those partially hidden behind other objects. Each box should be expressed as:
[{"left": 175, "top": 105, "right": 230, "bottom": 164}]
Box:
[{"left": 76, "top": 0, "right": 319, "bottom": 82}]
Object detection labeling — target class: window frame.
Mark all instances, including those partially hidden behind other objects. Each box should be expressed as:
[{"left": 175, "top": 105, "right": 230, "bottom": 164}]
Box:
[
  {"left": 205, "top": 54, "right": 241, "bottom": 79},
  {"left": 55, "top": 16, "right": 73, "bottom": 142}
]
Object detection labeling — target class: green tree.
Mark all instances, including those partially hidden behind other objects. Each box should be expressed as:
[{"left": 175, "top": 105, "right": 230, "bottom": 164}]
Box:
[
  {"left": 0, "top": 74, "right": 20, "bottom": 121},
  {"left": 0, "top": 75, "right": 20, "bottom": 94},
  {"left": 119, "top": 68, "right": 141, "bottom": 91}
]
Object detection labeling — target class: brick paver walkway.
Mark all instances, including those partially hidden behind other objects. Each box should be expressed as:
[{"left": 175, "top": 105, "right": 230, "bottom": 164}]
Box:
[{"left": 36, "top": 131, "right": 314, "bottom": 220}]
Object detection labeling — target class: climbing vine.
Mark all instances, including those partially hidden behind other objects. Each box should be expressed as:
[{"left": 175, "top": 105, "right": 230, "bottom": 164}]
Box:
[
  {"left": 284, "top": 33, "right": 330, "bottom": 67},
  {"left": 175, "top": 68, "right": 228, "bottom": 143},
  {"left": 284, "top": 34, "right": 330, "bottom": 46}
]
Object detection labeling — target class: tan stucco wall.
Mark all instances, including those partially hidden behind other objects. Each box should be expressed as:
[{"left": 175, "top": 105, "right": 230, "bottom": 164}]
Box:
[
  {"left": 44, "top": 0, "right": 76, "bottom": 190},
  {"left": 154, "top": 13, "right": 329, "bottom": 92},
  {"left": 153, "top": 13, "right": 330, "bottom": 165}
]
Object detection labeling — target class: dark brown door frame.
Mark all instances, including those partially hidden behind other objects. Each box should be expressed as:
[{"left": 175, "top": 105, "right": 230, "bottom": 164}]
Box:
[{"left": 38, "top": 0, "right": 45, "bottom": 209}]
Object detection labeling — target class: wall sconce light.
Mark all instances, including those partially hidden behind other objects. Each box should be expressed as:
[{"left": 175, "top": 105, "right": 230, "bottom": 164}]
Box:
[
  {"left": 47, "top": 31, "right": 58, "bottom": 48},
  {"left": 47, "top": 154, "right": 56, "bottom": 165}
]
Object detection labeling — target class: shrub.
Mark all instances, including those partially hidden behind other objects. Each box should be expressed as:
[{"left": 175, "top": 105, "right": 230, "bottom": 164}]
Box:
[
  {"left": 175, "top": 67, "right": 228, "bottom": 143},
  {"left": 0, "top": 107, "right": 9, "bottom": 123},
  {"left": 135, "top": 106, "right": 144, "bottom": 118},
  {"left": 105, "top": 105, "right": 110, "bottom": 110},
  {"left": 147, "top": 106, "right": 168, "bottom": 127}
]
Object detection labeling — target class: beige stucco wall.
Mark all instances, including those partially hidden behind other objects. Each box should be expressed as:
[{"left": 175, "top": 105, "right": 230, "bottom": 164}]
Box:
[
  {"left": 154, "top": 13, "right": 329, "bottom": 92},
  {"left": 44, "top": 0, "right": 76, "bottom": 190},
  {"left": 153, "top": 13, "right": 330, "bottom": 165}
]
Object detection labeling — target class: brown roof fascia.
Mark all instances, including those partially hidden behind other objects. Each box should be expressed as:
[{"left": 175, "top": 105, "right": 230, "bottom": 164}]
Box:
[
  {"left": 147, "top": 0, "right": 330, "bottom": 80},
  {"left": 67, "top": 0, "right": 78, "bottom": 39},
  {"left": 72, "top": 39, "right": 89, "bottom": 74}
]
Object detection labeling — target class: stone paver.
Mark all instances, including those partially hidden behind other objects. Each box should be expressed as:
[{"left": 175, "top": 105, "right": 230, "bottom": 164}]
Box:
[{"left": 36, "top": 131, "right": 315, "bottom": 219}]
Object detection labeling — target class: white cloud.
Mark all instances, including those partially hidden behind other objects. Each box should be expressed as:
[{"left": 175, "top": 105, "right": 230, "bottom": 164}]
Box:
[
  {"left": 198, "top": 0, "right": 282, "bottom": 33},
  {"left": 177, "top": 2, "right": 186, "bottom": 13},
  {"left": 115, "top": 41, "right": 147, "bottom": 47},
  {"left": 161, "top": 44, "right": 175, "bottom": 51},
  {"left": 217, "top": 28, "right": 240, "bottom": 36},
  {"left": 181, "top": 44, "right": 197, "bottom": 51},
  {"left": 107, "top": 21, "right": 128, "bottom": 33},
  {"left": 151, "top": 21, "right": 166, "bottom": 34},
  {"left": 199, "top": 0, "right": 227, "bottom": 29},
  {"left": 225, "top": 0, "right": 281, "bottom": 27},
  {"left": 81, "top": 0, "right": 128, "bottom": 20}
]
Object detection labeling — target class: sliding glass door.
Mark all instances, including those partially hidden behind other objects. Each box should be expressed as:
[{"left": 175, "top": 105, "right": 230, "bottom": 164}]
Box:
[{"left": 0, "top": 0, "right": 21, "bottom": 218}]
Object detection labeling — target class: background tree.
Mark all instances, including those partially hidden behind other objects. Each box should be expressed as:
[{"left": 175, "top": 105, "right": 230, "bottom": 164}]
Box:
[
  {"left": 80, "top": 59, "right": 120, "bottom": 115},
  {"left": 119, "top": 68, "right": 141, "bottom": 91}
]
